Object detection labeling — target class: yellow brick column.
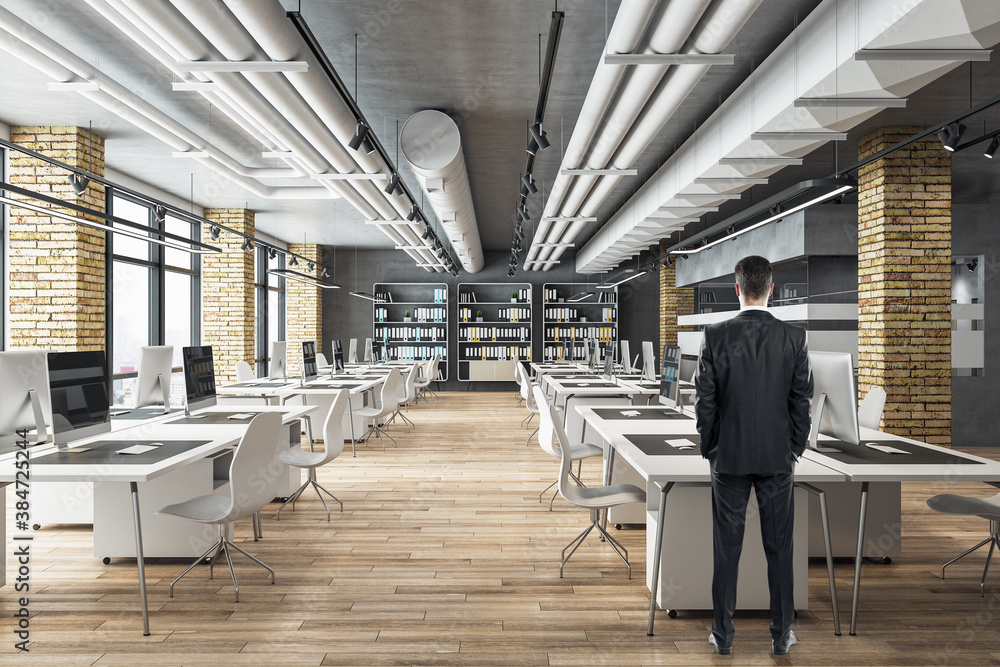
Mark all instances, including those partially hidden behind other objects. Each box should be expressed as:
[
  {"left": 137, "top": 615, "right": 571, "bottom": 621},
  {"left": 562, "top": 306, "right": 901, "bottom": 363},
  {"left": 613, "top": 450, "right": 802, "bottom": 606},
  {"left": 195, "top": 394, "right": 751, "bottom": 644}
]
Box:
[
  {"left": 659, "top": 240, "right": 694, "bottom": 348},
  {"left": 285, "top": 244, "right": 323, "bottom": 377},
  {"left": 7, "top": 126, "right": 106, "bottom": 350},
  {"left": 202, "top": 209, "right": 256, "bottom": 383},
  {"left": 858, "top": 127, "right": 951, "bottom": 445}
]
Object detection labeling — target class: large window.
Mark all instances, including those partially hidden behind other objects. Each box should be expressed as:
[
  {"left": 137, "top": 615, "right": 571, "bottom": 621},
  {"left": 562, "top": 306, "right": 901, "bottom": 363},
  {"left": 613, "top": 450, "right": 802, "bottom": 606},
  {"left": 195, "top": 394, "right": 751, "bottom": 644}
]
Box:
[
  {"left": 255, "top": 247, "right": 285, "bottom": 376},
  {"left": 108, "top": 191, "right": 200, "bottom": 406}
]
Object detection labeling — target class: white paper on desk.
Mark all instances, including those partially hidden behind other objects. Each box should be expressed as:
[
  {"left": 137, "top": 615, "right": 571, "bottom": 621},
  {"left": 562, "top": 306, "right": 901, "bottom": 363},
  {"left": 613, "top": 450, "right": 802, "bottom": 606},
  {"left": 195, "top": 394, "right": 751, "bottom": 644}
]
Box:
[
  {"left": 620, "top": 410, "right": 642, "bottom": 417},
  {"left": 116, "top": 444, "right": 159, "bottom": 455},
  {"left": 665, "top": 439, "right": 697, "bottom": 449},
  {"left": 228, "top": 413, "right": 259, "bottom": 420}
]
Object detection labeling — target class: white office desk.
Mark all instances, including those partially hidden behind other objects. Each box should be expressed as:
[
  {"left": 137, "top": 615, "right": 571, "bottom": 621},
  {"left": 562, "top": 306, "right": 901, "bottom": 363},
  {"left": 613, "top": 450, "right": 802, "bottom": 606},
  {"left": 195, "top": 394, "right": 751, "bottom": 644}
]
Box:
[
  {"left": 0, "top": 404, "right": 315, "bottom": 636},
  {"left": 803, "top": 427, "right": 1000, "bottom": 635},
  {"left": 577, "top": 404, "right": 846, "bottom": 636}
]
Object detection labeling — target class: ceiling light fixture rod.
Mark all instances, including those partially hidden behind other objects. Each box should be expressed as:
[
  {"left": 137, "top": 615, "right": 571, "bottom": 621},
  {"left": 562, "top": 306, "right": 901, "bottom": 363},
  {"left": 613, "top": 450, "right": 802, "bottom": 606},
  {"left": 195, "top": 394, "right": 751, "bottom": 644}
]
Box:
[
  {"left": 178, "top": 60, "right": 309, "bottom": 72},
  {"left": 268, "top": 268, "right": 341, "bottom": 289},
  {"left": 793, "top": 97, "right": 907, "bottom": 108},
  {"left": 603, "top": 53, "right": 735, "bottom": 65},
  {"left": 854, "top": 49, "right": 991, "bottom": 61},
  {"left": 751, "top": 131, "right": 848, "bottom": 141},
  {"left": 561, "top": 168, "right": 638, "bottom": 176}
]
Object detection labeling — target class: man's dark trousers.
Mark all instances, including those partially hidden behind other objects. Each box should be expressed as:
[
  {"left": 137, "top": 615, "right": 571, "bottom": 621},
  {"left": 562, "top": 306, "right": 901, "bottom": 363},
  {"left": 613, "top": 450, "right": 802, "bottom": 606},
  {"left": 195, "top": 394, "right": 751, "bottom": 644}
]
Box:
[{"left": 710, "top": 466, "right": 795, "bottom": 648}]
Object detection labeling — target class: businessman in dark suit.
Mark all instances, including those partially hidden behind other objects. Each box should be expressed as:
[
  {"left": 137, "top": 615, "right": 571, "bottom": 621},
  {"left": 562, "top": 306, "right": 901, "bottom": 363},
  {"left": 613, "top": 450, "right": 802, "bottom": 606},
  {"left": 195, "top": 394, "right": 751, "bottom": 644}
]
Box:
[{"left": 693, "top": 255, "right": 813, "bottom": 656}]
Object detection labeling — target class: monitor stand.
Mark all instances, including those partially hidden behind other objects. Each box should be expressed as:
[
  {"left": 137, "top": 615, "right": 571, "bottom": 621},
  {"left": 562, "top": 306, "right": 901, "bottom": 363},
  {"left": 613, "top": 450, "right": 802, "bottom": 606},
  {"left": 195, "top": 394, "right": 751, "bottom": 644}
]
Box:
[{"left": 807, "top": 392, "right": 841, "bottom": 453}]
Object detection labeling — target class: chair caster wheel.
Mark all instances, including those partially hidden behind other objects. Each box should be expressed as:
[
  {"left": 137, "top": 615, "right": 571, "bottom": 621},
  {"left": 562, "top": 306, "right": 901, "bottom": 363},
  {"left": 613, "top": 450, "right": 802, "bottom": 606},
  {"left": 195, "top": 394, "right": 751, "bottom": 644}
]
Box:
[
  {"left": 32, "top": 524, "right": 40, "bottom": 531},
  {"left": 882, "top": 556, "right": 892, "bottom": 564},
  {"left": 667, "top": 609, "right": 677, "bottom": 619},
  {"left": 102, "top": 557, "right": 111, "bottom": 565},
  {"left": 615, "top": 524, "right": 622, "bottom": 530}
]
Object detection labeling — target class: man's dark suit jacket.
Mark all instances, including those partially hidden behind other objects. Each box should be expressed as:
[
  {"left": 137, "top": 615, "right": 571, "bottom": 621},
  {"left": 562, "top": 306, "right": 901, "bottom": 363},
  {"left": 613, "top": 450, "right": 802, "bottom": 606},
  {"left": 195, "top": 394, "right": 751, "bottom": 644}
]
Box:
[{"left": 694, "top": 308, "right": 813, "bottom": 475}]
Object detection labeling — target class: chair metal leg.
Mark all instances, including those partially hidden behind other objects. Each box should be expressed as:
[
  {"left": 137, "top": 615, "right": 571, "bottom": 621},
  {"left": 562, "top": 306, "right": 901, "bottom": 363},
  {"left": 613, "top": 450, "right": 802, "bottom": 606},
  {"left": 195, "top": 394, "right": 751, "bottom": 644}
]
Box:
[
  {"left": 526, "top": 426, "right": 538, "bottom": 446},
  {"left": 560, "top": 523, "right": 596, "bottom": 578},
  {"left": 539, "top": 479, "right": 556, "bottom": 502},
  {"left": 981, "top": 537, "right": 997, "bottom": 598},
  {"left": 171, "top": 540, "right": 223, "bottom": 597},
  {"left": 941, "top": 535, "right": 994, "bottom": 578},
  {"left": 275, "top": 479, "right": 311, "bottom": 520},
  {"left": 222, "top": 542, "right": 240, "bottom": 602},
  {"left": 227, "top": 540, "right": 276, "bottom": 585},
  {"left": 313, "top": 480, "right": 344, "bottom": 513},
  {"left": 594, "top": 519, "right": 631, "bottom": 578},
  {"left": 548, "top": 486, "right": 559, "bottom": 511}
]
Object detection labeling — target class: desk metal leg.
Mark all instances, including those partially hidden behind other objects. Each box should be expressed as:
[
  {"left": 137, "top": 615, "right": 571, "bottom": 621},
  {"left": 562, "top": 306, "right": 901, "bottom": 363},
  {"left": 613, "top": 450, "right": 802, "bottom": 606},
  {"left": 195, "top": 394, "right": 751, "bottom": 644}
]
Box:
[
  {"left": 348, "top": 396, "right": 357, "bottom": 457},
  {"left": 850, "top": 481, "right": 870, "bottom": 635},
  {"left": 647, "top": 481, "right": 675, "bottom": 636},
  {"left": 795, "top": 482, "right": 841, "bottom": 636},
  {"left": 129, "top": 481, "right": 151, "bottom": 636},
  {"left": 600, "top": 446, "right": 616, "bottom": 535}
]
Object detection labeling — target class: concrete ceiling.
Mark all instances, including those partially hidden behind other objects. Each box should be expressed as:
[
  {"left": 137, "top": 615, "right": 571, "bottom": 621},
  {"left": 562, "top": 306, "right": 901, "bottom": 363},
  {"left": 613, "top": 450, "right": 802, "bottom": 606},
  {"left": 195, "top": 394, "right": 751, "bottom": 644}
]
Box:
[{"left": 0, "top": 0, "right": 996, "bottom": 265}]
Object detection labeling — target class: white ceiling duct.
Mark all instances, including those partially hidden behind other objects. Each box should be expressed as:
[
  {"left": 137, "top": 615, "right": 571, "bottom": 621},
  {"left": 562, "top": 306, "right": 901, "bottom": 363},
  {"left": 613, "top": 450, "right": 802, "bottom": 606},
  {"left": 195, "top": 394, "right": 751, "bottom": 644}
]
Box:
[
  {"left": 525, "top": 0, "right": 763, "bottom": 271},
  {"left": 400, "top": 110, "right": 484, "bottom": 273},
  {"left": 576, "top": 0, "right": 1000, "bottom": 274}
]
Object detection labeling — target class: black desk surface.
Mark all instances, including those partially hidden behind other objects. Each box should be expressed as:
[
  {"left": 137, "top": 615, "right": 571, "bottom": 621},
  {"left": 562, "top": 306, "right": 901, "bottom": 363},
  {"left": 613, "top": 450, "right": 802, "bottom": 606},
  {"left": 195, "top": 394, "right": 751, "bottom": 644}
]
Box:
[
  {"left": 625, "top": 433, "right": 702, "bottom": 456},
  {"left": 593, "top": 408, "right": 692, "bottom": 421},
  {"left": 111, "top": 407, "right": 184, "bottom": 421},
  {"left": 167, "top": 411, "right": 263, "bottom": 425},
  {"left": 815, "top": 440, "right": 985, "bottom": 466},
  {"left": 561, "top": 381, "right": 618, "bottom": 388},
  {"left": 228, "top": 381, "right": 289, "bottom": 388},
  {"left": 32, "top": 440, "right": 213, "bottom": 466}
]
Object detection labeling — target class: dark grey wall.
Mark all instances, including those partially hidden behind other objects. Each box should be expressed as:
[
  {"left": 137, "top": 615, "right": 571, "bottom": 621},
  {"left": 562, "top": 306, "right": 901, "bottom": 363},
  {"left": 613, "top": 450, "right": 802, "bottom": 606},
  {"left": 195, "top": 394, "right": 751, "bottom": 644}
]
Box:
[
  {"left": 321, "top": 248, "right": 660, "bottom": 391},
  {"left": 952, "top": 203, "right": 999, "bottom": 447}
]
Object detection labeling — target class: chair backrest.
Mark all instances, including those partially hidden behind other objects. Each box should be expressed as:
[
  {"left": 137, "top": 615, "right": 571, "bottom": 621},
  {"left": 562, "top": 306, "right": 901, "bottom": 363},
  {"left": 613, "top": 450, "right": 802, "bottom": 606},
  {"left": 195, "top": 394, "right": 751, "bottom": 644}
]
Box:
[
  {"left": 401, "top": 362, "right": 419, "bottom": 401},
  {"left": 349, "top": 338, "right": 358, "bottom": 364},
  {"left": 223, "top": 412, "right": 283, "bottom": 523},
  {"left": 316, "top": 352, "right": 329, "bottom": 368},
  {"left": 515, "top": 362, "right": 530, "bottom": 400},
  {"left": 378, "top": 368, "right": 402, "bottom": 415},
  {"left": 318, "top": 390, "right": 348, "bottom": 463},
  {"left": 549, "top": 401, "right": 589, "bottom": 507},
  {"left": 235, "top": 361, "right": 255, "bottom": 382},
  {"left": 532, "top": 385, "right": 560, "bottom": 459},
  {"left": 620, "top": 340, "right": 632, "bottom": 372},
  {"left": 858, "top": 386, "right": 887, "bottom": 430}
]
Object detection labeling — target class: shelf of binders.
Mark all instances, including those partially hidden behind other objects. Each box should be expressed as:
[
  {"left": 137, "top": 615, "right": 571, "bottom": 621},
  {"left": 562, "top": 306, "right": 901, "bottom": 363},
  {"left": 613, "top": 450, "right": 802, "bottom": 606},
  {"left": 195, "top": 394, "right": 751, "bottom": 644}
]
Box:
[
  {"left": 457, "top": 282, "right": 532, "bottom": 382},
  {"left": 542, "top": 283, "right": 618, "bottom": 363},
  {"left": 372, "top": 283, "right": 449, "bottom": 380}
]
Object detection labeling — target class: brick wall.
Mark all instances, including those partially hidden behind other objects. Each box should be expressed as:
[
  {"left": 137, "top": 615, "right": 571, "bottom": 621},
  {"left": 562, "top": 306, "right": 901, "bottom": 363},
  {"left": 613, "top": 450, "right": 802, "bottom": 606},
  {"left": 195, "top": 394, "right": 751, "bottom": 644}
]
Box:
[
  {"left": 285, "top": 244, "right": 323, "bottom": 376},
  {"left": 202, "top": 209, "right": 255, "bottom": 383},
  {"left": 7, "top": 126, "right": 106, "bottom": 350},
  {"left": 858, "top": 127, "right": 951, "bottom": 444},
  {"left": 659, "top": 240, "right": 694, "bottom": 348}
]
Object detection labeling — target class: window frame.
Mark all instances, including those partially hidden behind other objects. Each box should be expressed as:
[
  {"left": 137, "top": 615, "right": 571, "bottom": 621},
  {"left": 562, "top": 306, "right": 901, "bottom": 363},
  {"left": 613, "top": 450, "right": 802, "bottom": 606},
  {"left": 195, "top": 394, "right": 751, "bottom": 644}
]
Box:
[{"left": 255, "top": 247, "right": 285, "bottom": 376}]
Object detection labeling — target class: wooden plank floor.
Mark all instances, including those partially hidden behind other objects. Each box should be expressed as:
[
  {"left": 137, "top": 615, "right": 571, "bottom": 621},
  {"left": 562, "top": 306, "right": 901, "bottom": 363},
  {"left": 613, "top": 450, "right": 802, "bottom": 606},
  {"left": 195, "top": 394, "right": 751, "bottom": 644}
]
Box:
[{"left": 3, "top": 391, "right": 1000, "bottom": 666}]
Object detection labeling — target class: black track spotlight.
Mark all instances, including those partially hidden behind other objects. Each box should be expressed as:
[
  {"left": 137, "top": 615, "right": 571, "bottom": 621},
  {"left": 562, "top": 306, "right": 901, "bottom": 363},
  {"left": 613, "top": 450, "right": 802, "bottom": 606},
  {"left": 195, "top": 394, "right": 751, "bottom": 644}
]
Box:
[
  {"left": 507, "top": 267, "right": 515, "bottom": 278},
  {"left": 289, "top": 256, "right": 298, "bottom": 267},
  {"left": 209, "top": 225, "right": 221, "bottom": 240},
  {"left": 307, "top": 262, "right": 315, "bottom": 272},
  {"left": 421, "top": 225, "right": 432, "bottom": 240},
  {"left": 968, "top": 259, "right": 979, "bottom": 273},
  {"left": 663, "top": 255, "right": 672, "bottom": 267},
  {"left": 522, "top": 173, "right": 538, "bottom": 195},
  {"left": 680, "top": 253, "right": 689, "bottom": 260},
  {"left": 986, "top": 136, "right": 999, "bottom": 159},
  {"left": 268, "top": 247, "right": 277, "bottom": 260},
  {"left": 384, "top": 172, "right": 400, "bottom": 195},
  {"left": 407, "top": 205, "right": 419, "bottom": 221},
  {"left": 519, "top": 182, "right": 529, "bottom": 198},
  {"left": 68, "top": 173, "right": 89, "bottom": 196},
  {"left": 360, "top": 137, "right": 376, "bottom": 155},
  {"left": 529, "top": 123, "right": 550, "bottom": 151},
  {"left": 321, "top": 267, "right": 330, "bottom": 278},
  {"left": 938, "top": 122, "right": 965, "bottom": 152},
  {"left": 519, "top": 204, "right": 531, "bottom": 222},
  {"left": 348, "top": 121, "right": 369, "bottom": 150},
  {"left": 240, "top": 237, "right": 253, "bottom": 252},
  {"left": 154, "top": 205, "right": 166, "bottom": 225},
  {"left": 514, "top": 226, "right": 524, "bottom": 241},
  {"left": 527, "top": 137, "right": 539, "bottom": 156}
]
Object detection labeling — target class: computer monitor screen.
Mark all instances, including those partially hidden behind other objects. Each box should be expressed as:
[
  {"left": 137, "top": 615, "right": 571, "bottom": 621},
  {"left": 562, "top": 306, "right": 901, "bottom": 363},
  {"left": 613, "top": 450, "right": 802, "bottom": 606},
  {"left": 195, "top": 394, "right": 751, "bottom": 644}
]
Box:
[
  {"left": 364, "top": 337, "right": 373, "bottom": 362},
  {"left": 269, "top": 341, "right": 287, "bottom": 379},
  {"left": 348, "top": 338, "right": 358, "bottom": 364},
  {"left": 658, "top": 345, "right": 681, "bottom": 408},
  {"left": 48, "top": 350, "right": 111, "bottom": 447},
  {"left": 587, "top": 339, "right": 597, "bottom": 368},
  {"left": 603, "top": 352, "right": 614, "bottom": 379},
  {"left": 621, "top": 340, "right": 632, "bottom": 373},
  {"left": 679, "top": 354, "right": 697, "bottom": 383},
  {"left": 0, "top": 351, "right": 52, "bottom": 445},
  {"left": 808, "top": 351, "right": 860, "bottom": 448},
  {"left": 135, "top": 345, "right": 173, "bottom": 409},
  {"left": 182, "top": 345, "right": 216, "bottom": 409},
  {"left": 301, "top": 341, "right": 318, "bottom": 380},
  {"left": 641, "top": 341, "right": 656, "bottom": 381},
  {"left": 330, "top": 340, "right": 345, "bottom": 372}
]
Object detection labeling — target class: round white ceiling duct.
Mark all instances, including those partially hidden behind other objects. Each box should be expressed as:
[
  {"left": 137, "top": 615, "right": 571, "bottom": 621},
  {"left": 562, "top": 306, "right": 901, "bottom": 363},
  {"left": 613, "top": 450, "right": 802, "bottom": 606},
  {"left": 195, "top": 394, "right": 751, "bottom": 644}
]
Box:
[{"left": 400, "top": 110, "right": 484, "bottom": 273}]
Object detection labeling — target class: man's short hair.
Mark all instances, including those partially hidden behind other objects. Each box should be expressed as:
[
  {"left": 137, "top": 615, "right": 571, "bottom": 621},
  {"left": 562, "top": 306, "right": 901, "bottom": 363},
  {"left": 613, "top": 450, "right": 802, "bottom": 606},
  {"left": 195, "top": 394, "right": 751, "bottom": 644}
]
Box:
[{"left": 735, "top": 255, "right": 772, "bottom": 301}]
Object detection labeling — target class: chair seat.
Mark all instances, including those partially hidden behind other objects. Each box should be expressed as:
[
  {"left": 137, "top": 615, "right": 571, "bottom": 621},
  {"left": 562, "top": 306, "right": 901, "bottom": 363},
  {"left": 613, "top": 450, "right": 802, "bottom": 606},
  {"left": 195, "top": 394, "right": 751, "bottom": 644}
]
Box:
[
  {"left": 571, "top": 483, "right": 646, "bottom": 509},
  {"left": 158, "top": 494, "right": 231, "bottom": 524},
  {"left": 567, "top": 442, "right": 603, "bottom": 460},
  {"left": 275, "top": 447, "right": 327, "bottom": 468},
  {"left": 927, "top": 493, "right": 1000, "bottom": 521},
  {"left": 353, "top": 406, "right": 383, "bottom": 418}
]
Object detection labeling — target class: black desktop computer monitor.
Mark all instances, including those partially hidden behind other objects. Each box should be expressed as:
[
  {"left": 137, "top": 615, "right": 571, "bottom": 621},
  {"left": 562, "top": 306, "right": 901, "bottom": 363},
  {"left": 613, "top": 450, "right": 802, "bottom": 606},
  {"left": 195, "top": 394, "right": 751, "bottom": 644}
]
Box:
[
  {"left": 587, "top": 339, "right": 597, "bottom": 369},
  {"left": 48, "top": 350, "right": 111, "bottom": 448},
  {"left": 658, "top": 344, "right": 681, "bottom": 409},
  {"left": 301, "top": 341, "right": 318, "bottom": 381},
  {"left": 331, "top": 339, "right": 345, "bottom": 373},
  {"left": 182, "top": 345, "right": 216, "bottom": 411},
  {"left": 808, "top": 351, "right": 860, "bottom": 451}
]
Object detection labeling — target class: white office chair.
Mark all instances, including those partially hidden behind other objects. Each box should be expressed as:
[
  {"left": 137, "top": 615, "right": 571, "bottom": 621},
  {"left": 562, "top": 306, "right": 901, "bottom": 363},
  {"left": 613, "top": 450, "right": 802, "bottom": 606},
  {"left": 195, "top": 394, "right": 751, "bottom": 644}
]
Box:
[
  {"left": 533, "top": 386, "right": 602, "bottom": 510},
  {"left": 926, "top": 492, "right": 1000, "bottom": 597},
  {"left": 348, "top": 338, "right": 359, "bottom": 364},
  {"left": 275, "top": 390, "right": 347, "bottom": 521},
  {"left": 316, "top": 352, "right": 329, "bottom": 369},
  {"left": 158, "top": 412, "right": 283, "bottom": 602},
  {"left": 389, "top": 362, "right": 419, "bottom": 431},
  {"left": 858, "top": 386, "right": 887, "bottom": 430},
  {"left": 235, "top": 361, "right": 255, "bottom": 382},
  {"left": 354, "top": 368, "right": 401, "bottom": 450},
  {"left": 516, "top": 363, "right": 541, "bottom": 445},
  {"left": 413, "top": 353, "right": 438, "bottom": 404},
  {"left": 548, "top": 400, "right": 646, "bottom": 578}
]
